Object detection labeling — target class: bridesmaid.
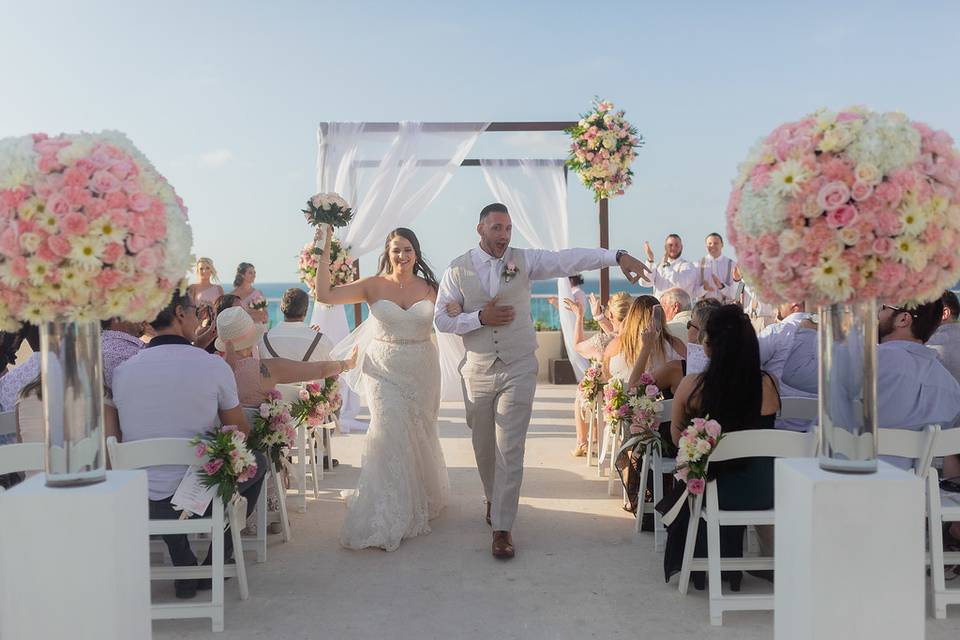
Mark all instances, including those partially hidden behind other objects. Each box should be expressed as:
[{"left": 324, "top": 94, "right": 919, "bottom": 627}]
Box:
[
  {"left": 229, "top": 262, "right": 269, "bottom": 325},
  {"left": 187, "top": 257, "right": 224, "bottom": 310}
]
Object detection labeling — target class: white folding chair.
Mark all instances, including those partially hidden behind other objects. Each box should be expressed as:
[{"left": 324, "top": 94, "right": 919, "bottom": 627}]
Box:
[
  {"left": 678, "top": 429, "right": 819, "bottom": 626},
  {"left": 276, "top": 384, "right": 320, "bottom": 512},
  {"left": 876, "top": 425, "right": 939, "bottom": 478},
  {"left": 925, "top": 427, "right": 960, "bottom": 618},
  {"left": 636, "top": 399, "right": 674, "bottom": 552},
  {"left": 586, "top": 400, "right": 602, "bottom": 468},
  {"left": 0, "top": 441, "right": 44, "bottom": 491},
  {"left": 0, "top": 410, "right": 17, "bottom": 440},
  {"left": 778, "top": 397, "right": 818, "bottom": 422},
  {"left": 240, "top": 407, "right": 291, "bottom": 561},
  {"left": 106, "top": 436, "right": 249, "bottom": 632}
]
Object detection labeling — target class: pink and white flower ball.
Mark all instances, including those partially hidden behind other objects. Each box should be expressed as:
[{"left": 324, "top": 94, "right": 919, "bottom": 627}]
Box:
[
  {"left": 0, "top": 131, "right": 193, "bottom": 330},
  {"left": 726, "top": 107, "right": 960, "bottom": 306}
]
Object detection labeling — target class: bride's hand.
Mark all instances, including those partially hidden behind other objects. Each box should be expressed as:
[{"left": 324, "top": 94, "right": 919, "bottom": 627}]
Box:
[
  {"left": 343, "top": 346, "right": 359, "bottom": 371},
  {"left": 445, "top": 302, "right": 463, "bottom": 317}
]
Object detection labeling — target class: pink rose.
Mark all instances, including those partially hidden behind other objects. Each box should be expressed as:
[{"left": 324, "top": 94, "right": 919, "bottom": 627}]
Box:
[
  {"left": 95, "top": 268, "right": 122, "bottom": 289},
  {"left": 298, "top": 388, "right": 309, "bottom": 401},
  {"left": 47, "top": 193, "right": 72, "bottom": 216},
  {"left": 195, "top": 443, "right": 207, "bottom": 458},
  {"left": 826, "top": 205, "right": 857, "bottom": 228},
  {"left": 817, "top": 181, "right": 850, "bottom": 211},
  {"left": 126, "top": 234, "right": 152, "bottom": 254},
  {"left": 638, "top": 372, "right": 654, "bottom": 386},
  {"left": 62, "top": 166, "right": 88, "bottom": 188},
  {"left": 90, "top": 170, "right": 122, "bottom": 194},
  {"left": 105, "top": 191, "right": 128, "bottom": 209},
  {"left": 705, "top": 420, "right": 722, "bottom": 438},
  {"left": 134, "top": 248, "right": 159, "bottom": 272},
  {"left": 876, "top": 210, "right": 903, "bottom": 236},
  {"left": 687, "top": 478, "right": 706, "bottom": 495},
  {"left": 850, "top": 181, "right": 873, "bottom": 202},
  {"left": 259, "top": 403, "right": 270, "bottom": 418},
  {"left": 203, "top": 458, "right": 224, "bottom": 475},
  {"left": 645, "top": 384, "right": 659, "bottom": 397},
  {"left": 692, "top": 417, "right": 706, "bottom": 430},
  {"left": 128, "top": 192, "right": 152, "bottom": 212},
  {"left": 101, "top": 242, "right": 124, "bottom": 264},
  {"left": 220, "top": 424, "right": 238, "bottom": 433},
  {"left": 307, "top": 382, "right": 321, "bottom": 394},
  {"left": 61, "top": 212, "right": 89, "bottom": 236}
]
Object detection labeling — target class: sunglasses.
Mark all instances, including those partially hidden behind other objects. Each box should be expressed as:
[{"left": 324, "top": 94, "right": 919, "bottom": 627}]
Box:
[
  {"left": 686, "top": 321, "right": 699, "bottom": 331},
  {"left": 881, "top": 304, "right": 918, "bottom": 318}
]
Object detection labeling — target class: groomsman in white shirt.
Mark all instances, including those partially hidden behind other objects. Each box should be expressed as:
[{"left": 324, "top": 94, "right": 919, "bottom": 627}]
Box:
[
  {"left": 697, "top": 233, "right": 737, "bottom": 302},
  {"left": 644, "top": 234, "right": 699, "bottom": 300}
]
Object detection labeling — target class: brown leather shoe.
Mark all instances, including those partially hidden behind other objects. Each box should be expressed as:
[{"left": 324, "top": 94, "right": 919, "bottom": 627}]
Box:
[
  {"left": 492, "top": 530, "right": 514, "bottom": 560},
  {"left": 485, "top": 502, "right": 492, "bottom": 527}
]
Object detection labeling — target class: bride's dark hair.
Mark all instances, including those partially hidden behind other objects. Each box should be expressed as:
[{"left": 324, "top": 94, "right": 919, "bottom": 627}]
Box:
[{"left": 377, "top": 228, "right": 439, "bottom": 290}]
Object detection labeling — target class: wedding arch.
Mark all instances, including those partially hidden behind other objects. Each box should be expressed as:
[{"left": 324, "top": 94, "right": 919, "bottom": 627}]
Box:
[{"left": 311, "top": 121, "right": 619, "bottom": 424}]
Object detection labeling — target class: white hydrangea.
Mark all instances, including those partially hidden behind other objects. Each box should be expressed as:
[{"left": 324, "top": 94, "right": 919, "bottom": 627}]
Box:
[
  {"left": 0, "top": 135, "right": 39, "bottom": 190},
  {"left": 735, "top": 183, "right": 788, "bottom": 236},
  {"left": 845, "top": 112, "right": 921, "bottom": 176}
]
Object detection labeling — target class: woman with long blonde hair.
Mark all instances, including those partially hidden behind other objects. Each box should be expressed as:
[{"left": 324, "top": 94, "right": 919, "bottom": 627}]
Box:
[
  {"left": 604, "top": 295, "right": 685, "bottom": 381},
  {"left": 188, "top": 257, "right": 224, "bottom": 309}
]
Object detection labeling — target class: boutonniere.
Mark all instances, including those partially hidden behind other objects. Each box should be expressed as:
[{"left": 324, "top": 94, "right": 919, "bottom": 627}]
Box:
[{"left": 503, "top": 262, "right": 519, "bottom": 283}]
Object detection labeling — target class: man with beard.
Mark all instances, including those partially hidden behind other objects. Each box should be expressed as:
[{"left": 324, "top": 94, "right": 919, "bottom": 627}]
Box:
[{"left": 644, "top": 234, "right": 698, "bottom": 300}]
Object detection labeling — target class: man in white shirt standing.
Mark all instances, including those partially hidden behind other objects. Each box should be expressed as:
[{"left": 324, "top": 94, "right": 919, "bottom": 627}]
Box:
[
  {"left": 697, "top": 233, "right": 737, "bottom": 302},
  {"left": 435, "top": 203, "right": 649, "bottom": 560},
  {"left": 757, "top": 301, "right": 817, "bottom": 431},
  {"left": 643, "top": 234, "right": 699, "bottom": 300},
  {"left": 927, "top": 290, "right": 960, "bottom": 385}
]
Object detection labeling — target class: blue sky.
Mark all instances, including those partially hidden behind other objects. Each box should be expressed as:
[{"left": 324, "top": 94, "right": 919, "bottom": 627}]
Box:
[{"left": 3, "top": 0, "right": 959, "bottom": 283}]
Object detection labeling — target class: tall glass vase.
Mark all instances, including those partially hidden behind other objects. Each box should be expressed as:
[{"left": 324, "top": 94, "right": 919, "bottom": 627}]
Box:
[
  {"left": 39, "top": 320, "right": 107, "bottom": 486},
  {"left": 818, "top": 300, "right": 879, "bottom": 473}
]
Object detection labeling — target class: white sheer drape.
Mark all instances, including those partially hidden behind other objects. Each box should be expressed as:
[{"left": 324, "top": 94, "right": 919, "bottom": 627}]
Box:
[
  {"left": 311, "top": 122, "right": 489, "bottom": 422},
  {"left": 479, "top": 159, "right": 588, "bottom": 379}
]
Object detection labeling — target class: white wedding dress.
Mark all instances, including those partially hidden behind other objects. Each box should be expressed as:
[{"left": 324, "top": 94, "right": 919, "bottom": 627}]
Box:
[{"left": 339, "top": 299, "right": 449, "bottom": 551}]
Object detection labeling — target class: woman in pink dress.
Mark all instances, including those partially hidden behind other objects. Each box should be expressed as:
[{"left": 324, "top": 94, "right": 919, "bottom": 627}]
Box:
[{"left": 229, "top": 262, "right": 269, "bottom": 326}]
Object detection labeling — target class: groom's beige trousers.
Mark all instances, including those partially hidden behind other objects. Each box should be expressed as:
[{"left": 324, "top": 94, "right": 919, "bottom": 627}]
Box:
[{"left": 460, "top": 354, "right": 539, "bottom": 531}]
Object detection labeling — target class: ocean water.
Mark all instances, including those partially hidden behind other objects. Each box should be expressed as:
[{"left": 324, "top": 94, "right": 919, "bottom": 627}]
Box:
[{"left": 258, "top": 278, "right": 653, "bottom": 330}]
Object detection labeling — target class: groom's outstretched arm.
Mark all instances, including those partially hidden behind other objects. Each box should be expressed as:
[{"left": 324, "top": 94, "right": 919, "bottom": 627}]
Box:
[
  {"left": 525, "top": 247, "right": 647, "bottom": 283},
  {"left": 434, "top": 268, "right": 481, "bottom": 335}
]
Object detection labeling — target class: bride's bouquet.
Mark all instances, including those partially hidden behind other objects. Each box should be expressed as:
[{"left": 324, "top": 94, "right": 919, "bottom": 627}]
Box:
[
  {"left": 291, "top": 378, "right": 342, "bottom": 427},
  {"left": 190, "top": 424, "right": 259, "bottom": 506},
  {"left": 247, "top": 292, "right": 267, "bottom": 313},
  {"left": 247, "top": 389, "right": 297, "bottom": 471},
  {"left": 297, "top": 239, "right": 356, "bottom": 298},
  {"left": 302, "top": 192, "right": 353, "bottom": 229}
]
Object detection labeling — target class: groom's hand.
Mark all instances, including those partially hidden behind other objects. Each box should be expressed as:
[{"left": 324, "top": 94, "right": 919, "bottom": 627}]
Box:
[
  {"left": 617, "top": 252, "right": 651, "bottom": 284},
  {"left": 479, "top": 297, "right": 515, "bottom": 326}
]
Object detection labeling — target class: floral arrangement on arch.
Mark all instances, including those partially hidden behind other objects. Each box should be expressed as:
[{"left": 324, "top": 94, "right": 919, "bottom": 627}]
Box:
[
  {"left": 0, "top": 131, "right": 193, "bottom": 330},
  {"left": 297, "top": 238, "right": 355, "bottom": 299},
  {"left": 291, "top": 378, "right": 342, "bottom": 427},
  {"left": 191, "top": 424, "right": 259, "bottom": 506},
  {"left": 566, "top": 99, "right": 643, "bottom": 202},
  {"left": 247, "top": 389, "right": 297, "bottom": 471},
  {"left": 726, "top": 107, "right": 960, "bottom": 306},
  {"left": 302, "top": 192, "right": 353, "bottom": 229},
  {"left": 674, "top": 417, "right": 724, "bottom": 496}
]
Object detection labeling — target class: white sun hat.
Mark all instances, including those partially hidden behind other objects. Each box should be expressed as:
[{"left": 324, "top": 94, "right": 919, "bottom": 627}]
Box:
[{"left": 214, "top": 306, "right": 259, "bottom": 352}]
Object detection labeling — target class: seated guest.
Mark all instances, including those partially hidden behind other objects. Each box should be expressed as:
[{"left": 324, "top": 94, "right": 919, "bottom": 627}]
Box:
[
  {"left": 216, "top": 307, "right": 356, "bottom": 408},
  {"left": 111, "top": 289, "right": 265, "bottom": 601},
  {"left": 258, "top": 288, "right": 332, "bottom": 362},
  {"left": 101, "top": 318, "right": 145, "bottom": 392},
  {"left": 566, "top": 292, "right": 631, "bottom": 457},
  {"left": 928, "top": 290, "right": 960, "bottom": 384},
  {"left": 200, "top": 294, "right": 242, "bottom": 353},
  {"left": 605, "top": 295, "right": 684, "bottom": 382},
  {"left": 0, "top": 325, "right": 40, "bottom": 413},
  {"left": 661, "top": 288, "right": 693, "bottom": 343},
  {"left": 664, "top": 304, "right": 781, "bottom": 590},
  {"left": 782, "top": 298, "right": 960, "bottom": 473},
  {"left": 758, "top": 301, "right": 817, "bottom": 431}
]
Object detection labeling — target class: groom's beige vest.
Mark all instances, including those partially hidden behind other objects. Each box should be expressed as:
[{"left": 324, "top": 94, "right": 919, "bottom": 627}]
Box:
[{"left": 449, "top": 248, "right": 536, "bottom": 367}]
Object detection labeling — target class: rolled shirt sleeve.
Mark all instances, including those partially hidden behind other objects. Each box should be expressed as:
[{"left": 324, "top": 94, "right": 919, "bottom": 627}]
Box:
[{"left": 434, "top": 268, "right": 482, "bottom": 335}]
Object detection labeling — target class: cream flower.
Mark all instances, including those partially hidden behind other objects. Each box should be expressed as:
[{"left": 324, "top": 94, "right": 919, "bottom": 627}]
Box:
[
  {"left": 89, "top": 216, "right": 128, "bottom": 244},
  {"left": 26, "top": 256, "right": 51, "bottom": 285},
  {"left": 769, "top": 159, "right": 813, "bottom": 196},
  {"left": 812, "top": 257, "right": 854, "bottom": 301},
  {"left": 854, "top": 162, "right": 882, "bottom": 186},
  {"left": 69, "top": 235, "right": 106, "bottom": 269}
]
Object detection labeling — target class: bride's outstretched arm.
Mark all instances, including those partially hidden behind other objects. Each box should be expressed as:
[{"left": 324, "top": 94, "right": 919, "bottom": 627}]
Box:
[
  {"left": 313, "top": 225, "right": 370, "bottom": 306},
  {"left": 260, "top": 347, "right": 359, "bottom": 385}
]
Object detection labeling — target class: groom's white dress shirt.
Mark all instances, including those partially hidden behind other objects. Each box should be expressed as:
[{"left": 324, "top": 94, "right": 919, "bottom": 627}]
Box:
[
  {"left": 645, "top": 257, "right": 698, "bottom": 300},
  {"left": 434, "top": 246, "right": 618, "bottom": 334}
]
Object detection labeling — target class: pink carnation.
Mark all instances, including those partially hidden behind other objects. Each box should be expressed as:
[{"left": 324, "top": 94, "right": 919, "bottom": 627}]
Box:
[
  {"left": 687, "top": 478, "right": 706, "bottom": 495},
  {"left": 90, "top": 170, "right": 122, "bottom": 194},
  {"left": 203, "top": 458, "right": 224, "bottom": 475},
  {"left": 61, "top": 212, "right": 89, "bottom": 236},
  {"left": 195, "top": 443, "right": 207, "bottom": 458}
]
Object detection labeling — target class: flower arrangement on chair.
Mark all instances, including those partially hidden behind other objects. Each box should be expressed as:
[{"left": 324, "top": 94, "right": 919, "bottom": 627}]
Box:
[
  {"left": 620, "top": 373, "right": 665, "bottom": 455},
  {"left": 191, "top": 424, "right": 259, "bottom": 506},
  {"left": 578, "top": 359, "right": 605, "bottom": 411},
  {"left": 247, "top": 389, "right": 297, "bottom": 471},
  {"left": 291, "top": 378, "right": 343, "bottom": 428},
  {"left": 566, "top": 98, "right": 643, "bottom": 202},
  {"left": 674, "top": 417, "right": 724, "bottom": 495}
]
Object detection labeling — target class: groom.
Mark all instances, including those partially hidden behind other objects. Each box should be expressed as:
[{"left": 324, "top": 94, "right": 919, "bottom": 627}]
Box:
[{"left": 435, "top": 203, "right": 649, "bottom": 559}]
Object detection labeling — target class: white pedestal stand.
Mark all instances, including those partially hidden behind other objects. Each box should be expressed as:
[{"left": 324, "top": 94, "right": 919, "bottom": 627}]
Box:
[
  {"left": 0, "top": 470, "right": 151, "bottom": 640},
  {"left": 774, "top": 458, "right": 924, "bottom": 640}
]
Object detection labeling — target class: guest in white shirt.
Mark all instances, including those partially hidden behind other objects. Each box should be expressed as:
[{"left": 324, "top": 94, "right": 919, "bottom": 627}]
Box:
[
  {"left": 782, "top": 298, "right": 960, "bottom": 474},
  {"left": 697, "top": 233, "right": 737, "bottom": 302},
  {"left": 927, "top": 290, "right": 960, "bottom": 385},
  {"left": 111, "top": 289, "right": 265, "bottom": 600},
  {"left": 661, "top": 288, "right": 692, "bottom": 343},
  {"left": 643, "top": 234, "right": 699, "bottom": 300},
  {"left": 758, "top": 302, "right": 817, "bottom": 431},
  {"left": 259, "top": 288, "right": 332, "bottom": 362}
]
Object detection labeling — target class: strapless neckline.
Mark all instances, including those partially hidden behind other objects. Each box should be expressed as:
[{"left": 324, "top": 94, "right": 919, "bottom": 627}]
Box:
[{"left": 371, "top": 298, "right": 433, "bottom": 313}]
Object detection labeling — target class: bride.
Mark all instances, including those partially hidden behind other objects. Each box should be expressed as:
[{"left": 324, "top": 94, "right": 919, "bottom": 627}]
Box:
[{"left": 314, "top": 225, "right": 449, "bottom": 551}]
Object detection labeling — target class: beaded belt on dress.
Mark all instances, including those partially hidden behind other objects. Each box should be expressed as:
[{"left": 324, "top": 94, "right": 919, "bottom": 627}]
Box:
[{"left": 375, "top": 336, "right": 429, "bottom": 345}]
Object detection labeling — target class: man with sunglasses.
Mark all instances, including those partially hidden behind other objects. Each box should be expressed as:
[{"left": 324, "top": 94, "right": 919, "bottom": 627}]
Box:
[
  {"left": 757, "top": 301, "right": 817, "bottom": 431},
  {"left": 783, "top": 298, "right": 960, "bottom": 470}
]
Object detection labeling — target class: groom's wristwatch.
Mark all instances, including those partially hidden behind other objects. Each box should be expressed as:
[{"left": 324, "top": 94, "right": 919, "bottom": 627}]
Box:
[{"left": 615, "top": 249, "right": 628, "bottom": 265}]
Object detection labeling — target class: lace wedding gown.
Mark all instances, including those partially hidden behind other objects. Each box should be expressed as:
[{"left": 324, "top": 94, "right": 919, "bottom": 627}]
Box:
[{"left": 340, "top": 299, "right": 449, "bottom": 551}]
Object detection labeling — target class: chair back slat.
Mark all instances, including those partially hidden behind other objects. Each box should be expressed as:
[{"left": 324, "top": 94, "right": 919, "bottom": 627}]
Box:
[
  {"left": 106, "top": 436, "right": 203, "bottom": 469},
  {"left": 930, "top": 426, "right": 960, "bottom": 458},
  {"left": 0, "top": 442, "right": 44, "bottom": 475},
  {"left": 275, "top": 383, "right": 302, "bottom": 405},
  {"left": 707, "top": 428, "right": 818, "bottom": 463},
  {"left": 778, "top": 397, "right": 818, "bottom": 421},
  {"left": 0, "top": 411, "right": 17, "bottom": 438},
  {"left": 657, "top": 399, "right": 674, "bottom": 423},
  {"left": 877, "top": 425, "right": 938, "bottom": 462}
]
